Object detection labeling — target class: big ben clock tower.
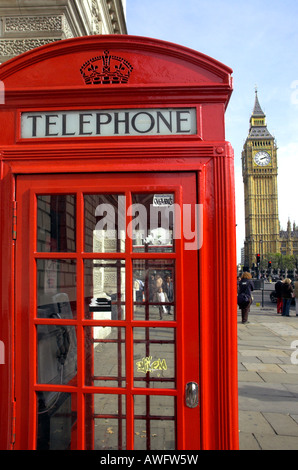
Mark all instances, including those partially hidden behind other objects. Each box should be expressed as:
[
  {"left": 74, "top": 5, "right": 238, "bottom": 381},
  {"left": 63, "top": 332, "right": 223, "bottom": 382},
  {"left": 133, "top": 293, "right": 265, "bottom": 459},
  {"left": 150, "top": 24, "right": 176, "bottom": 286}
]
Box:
[{"left": 242, "top": 91, "right": 280, "bottom": 268}]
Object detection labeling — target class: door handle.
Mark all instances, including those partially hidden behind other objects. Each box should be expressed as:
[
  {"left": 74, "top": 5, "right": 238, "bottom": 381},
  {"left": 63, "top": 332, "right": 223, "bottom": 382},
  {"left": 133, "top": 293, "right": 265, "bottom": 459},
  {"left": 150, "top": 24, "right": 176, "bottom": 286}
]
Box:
[{"left": 185, "top": 382, "right": 199, "bottom": 408}]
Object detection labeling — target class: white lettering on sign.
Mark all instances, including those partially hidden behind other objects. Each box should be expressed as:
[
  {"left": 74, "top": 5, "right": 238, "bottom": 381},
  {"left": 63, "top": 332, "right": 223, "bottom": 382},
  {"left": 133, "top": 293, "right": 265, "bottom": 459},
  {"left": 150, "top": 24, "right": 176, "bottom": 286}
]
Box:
[{"left": 21, "top": 108, "right": 197, "bottom": 138}]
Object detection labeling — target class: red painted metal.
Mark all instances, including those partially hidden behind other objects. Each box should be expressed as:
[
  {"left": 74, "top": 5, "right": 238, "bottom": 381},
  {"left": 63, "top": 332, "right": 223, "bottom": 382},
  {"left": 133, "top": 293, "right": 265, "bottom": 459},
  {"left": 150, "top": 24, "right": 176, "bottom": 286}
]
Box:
[{"left": 0, "top": 35, "right": 238, "bottom": 450}]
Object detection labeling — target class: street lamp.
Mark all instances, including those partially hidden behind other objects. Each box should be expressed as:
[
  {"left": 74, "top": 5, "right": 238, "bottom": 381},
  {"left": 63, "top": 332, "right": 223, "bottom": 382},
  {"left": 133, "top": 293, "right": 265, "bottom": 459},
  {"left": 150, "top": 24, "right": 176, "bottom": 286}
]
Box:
[{"left": 260, "top": 239, "right": 263, "bottom": 276}]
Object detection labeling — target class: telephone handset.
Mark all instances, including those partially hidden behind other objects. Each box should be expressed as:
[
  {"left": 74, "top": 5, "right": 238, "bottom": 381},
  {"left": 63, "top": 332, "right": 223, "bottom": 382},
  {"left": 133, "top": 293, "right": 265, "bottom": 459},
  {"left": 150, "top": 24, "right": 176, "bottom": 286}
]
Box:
[{"left": 55, "top": 326, "right": 70, "bottom": 365}]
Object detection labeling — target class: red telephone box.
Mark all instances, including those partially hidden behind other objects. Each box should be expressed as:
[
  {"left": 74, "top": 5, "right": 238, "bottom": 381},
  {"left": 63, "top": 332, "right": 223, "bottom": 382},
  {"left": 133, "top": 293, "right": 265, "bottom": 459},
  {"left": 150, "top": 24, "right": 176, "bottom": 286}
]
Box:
[{"left": 0, "top": 35, "right": 238, "bottom": 450}]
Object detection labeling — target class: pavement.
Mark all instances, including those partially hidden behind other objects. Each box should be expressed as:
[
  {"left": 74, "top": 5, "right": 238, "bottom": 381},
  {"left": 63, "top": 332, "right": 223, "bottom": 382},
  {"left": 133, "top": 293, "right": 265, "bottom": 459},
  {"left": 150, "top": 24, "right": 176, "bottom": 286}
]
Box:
[{"left": 238, "top": 301, "right": 298, "bottom": 450}]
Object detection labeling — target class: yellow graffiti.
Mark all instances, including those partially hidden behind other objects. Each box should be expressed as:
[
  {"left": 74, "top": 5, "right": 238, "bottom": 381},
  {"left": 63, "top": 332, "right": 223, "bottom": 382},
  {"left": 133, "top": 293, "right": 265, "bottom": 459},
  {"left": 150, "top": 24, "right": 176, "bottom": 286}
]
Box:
[{"left": 136, "top": 356, "right": 167, "bottom": 374}]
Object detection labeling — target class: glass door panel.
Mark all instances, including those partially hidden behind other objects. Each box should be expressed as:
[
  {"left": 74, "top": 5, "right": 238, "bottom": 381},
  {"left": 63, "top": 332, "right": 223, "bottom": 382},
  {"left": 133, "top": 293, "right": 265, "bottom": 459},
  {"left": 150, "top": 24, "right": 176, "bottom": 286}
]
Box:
[
  {"left": 85, "top": 394, "right": 126, "bottom": 450},
  {"left": 37, "top": 258, "right": 77, "bottom": 319},
  {"left": 134, "top": 395, "right": 176, "bottom": 450},
  {"left": 37, "top": 195, "right": 76, "bottom": 252},
  {"left": 84, "top": 194, "right": 125, "bottom": 253},
  {"left": 84, "top": 259, "right": 125, "bottom": 320},
  {"left": 133, "top": 259, "right": 175, "bottom": 321},
  {"left": 132, "top": 193, "right": 175, "bottom": 253},
  {"left": 84, "top": 326, "right": 126, "bottom": 387},
  {"left": 37, "top": 392, "right": 77, "bottom": 450},
  {"left": 37, "top": 323, "right": 77, "bottom": 386},
  {"left": 134, "top": 328, "right": 176, "bottom": 389}
]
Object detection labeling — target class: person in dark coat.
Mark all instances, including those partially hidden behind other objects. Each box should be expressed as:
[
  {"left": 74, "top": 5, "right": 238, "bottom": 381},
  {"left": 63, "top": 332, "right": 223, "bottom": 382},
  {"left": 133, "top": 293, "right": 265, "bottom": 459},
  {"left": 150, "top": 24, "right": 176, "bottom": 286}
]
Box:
[
  {"left": 163, "top": 275, "right": 174, "bottom": 315},
  {"left": 237, "top": 272, "right": 254, "bottom": 324},
  {"left": 282, "top": 278, "right": 294, "bottom": 317},
  {"left": 275, "top": 277, "right": 284, "bottom": 314}
]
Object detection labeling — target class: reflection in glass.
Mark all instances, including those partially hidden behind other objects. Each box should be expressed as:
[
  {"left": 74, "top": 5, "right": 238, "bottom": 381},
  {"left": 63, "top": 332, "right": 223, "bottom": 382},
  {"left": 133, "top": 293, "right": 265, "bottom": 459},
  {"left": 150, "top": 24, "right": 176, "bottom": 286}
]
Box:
[
  {"left": 37, "top": 259, "right": 77, "bottom": 319},
  {"left": 85, "top": 395, "right": 126, "bottom": 450},
  {"left": 37, "top": 195, "right": 76, "bottom": 252},
  {"left": 84, "top": 327, "right": 125, "bottom": 387},
  {"left": 132, "top": 193, "right": 175, "bottom": 253},
  {"left": 133, "top": 260, "right": 175, "bottom": 321},
  {"left": 134, "top": 395, "right": 176, "bottom": 450},
  {"left": 84, "top": 194, "right": 125, "bottom": 253},
  {"left": 133, "top": 328, "right": 175, "bottom": 388},
  {"left": 37, "top": 324, "right": 77, "bottom": 385},
  {"left": 37, "top": 392, "right": 76, "bottom": 450},
  {"left": 84, "top": 259, "right": 125, "bottom": 320}
]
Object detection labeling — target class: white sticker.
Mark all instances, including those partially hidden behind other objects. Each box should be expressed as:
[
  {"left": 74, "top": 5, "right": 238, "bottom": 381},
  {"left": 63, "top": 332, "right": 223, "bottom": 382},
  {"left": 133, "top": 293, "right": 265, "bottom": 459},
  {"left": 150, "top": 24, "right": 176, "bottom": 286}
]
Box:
[{"left": 153, "top": 194, "right": 174, "bottom": 207}]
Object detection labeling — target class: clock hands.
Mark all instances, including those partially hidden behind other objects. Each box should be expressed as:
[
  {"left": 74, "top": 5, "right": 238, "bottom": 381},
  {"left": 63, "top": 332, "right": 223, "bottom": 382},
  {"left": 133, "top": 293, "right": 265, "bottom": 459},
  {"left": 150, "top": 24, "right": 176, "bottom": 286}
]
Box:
[{"left": 254, "top": 151, "right": 270, "bottom": 165}]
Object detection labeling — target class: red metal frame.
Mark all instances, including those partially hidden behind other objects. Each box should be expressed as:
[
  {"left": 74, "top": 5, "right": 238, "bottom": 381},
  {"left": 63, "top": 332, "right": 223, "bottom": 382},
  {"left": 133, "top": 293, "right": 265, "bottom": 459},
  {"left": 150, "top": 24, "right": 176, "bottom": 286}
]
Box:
[
  {"left": 0, "top": 35, "right": 238, "bottom": 450},
  {"left": 15, "top": 172, "right": 199, "bottom": 450}
]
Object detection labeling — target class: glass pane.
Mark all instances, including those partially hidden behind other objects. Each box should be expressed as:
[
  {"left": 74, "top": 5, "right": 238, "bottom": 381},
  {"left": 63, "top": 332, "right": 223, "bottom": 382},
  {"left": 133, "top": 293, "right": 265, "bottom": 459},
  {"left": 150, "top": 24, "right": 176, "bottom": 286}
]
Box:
[
  {"left": 37, "top": 195, "right": 76, "bottom": 252},
  {"left": 37, "top": 259, "right": 77, "bottom": 319},
  {"left": 84, "top": 259, "right": 125, "bottom": 320},
  {"left": 37, "top": 392, "right": 77, "bottom": 450},
  {"left": 84, "top": 194, "right": 125, "bottom": 253},
  {"left": 134, "top": 395, "right": 176, "bottom": 450},
  {"left": 133, "top": 260, "right": 175, "bottom": 321},
  {"left": 134, "top": 328, "right": 176, "bottom": 388},
  {"left": 131, "top": 193, "right": 175, "bottom": 252},
  {"left": 85, "top": 395, "right": 126, "bottom": 450},
  {"left": 85, "top": 327, "right": 125, "bottom": 387},
  {"left": 37, "top": 324, "right": 77, "bottom": 385}
]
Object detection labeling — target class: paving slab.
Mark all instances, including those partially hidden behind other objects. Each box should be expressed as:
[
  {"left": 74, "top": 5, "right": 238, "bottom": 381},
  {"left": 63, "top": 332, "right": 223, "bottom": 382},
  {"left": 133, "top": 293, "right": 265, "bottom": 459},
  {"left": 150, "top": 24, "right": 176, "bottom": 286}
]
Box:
[
  {"left": 239, "top": 432, "right": 261, "bottom": 450},
  {"left": 241, "top": 363, "right": 284, "bottom": 373},
  {"left": 279, "top": 364, "right": 298, "bottom": 374},
  {"left": 263, "top": 412, "right": 298, "bottom": 437},
  {"left": 238, "top": 381, "right": 294, "bottom": 398},
  {"left": 253, "top": 434, "right": 298, "bottom": 451},
  {"left": 258, "top": 372, "right": 298, "bottom": 384},
  {"left": 238, "top": 411, "right": 274, "bottom": 435},
  {"left": 238, "top": 371, "right": 264, "bottom": 382},
  {"left": 240, "top": 349, "right": 288, "bottom": 358}
]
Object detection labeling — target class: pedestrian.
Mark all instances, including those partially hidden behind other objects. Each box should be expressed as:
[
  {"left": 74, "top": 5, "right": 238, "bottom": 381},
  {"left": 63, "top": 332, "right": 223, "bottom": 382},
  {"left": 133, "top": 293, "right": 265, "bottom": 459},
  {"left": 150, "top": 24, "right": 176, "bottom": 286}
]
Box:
[
  {"left": 281, "top": 278, "right": 294, "bottom": 317},
  {"left": 149, "top": 274, "right": 155, "bottom": 302},
  {"left": 275, "top": 277, "right": 284, "bottom": 314},
  {"left": 237, "top": 272, "right": 254, "bottom": 324},
  {"left": 154, "top": 274, "right": 163, "bottom": 291},
  {"left": 153, "top": 286, "right": 169, "bottom": 320},
  {"left": 294, "top": 276, "right": 298, "bottom": 317},
  {"left": 163, "top": 275, "right": 174, "bottom": 315}
]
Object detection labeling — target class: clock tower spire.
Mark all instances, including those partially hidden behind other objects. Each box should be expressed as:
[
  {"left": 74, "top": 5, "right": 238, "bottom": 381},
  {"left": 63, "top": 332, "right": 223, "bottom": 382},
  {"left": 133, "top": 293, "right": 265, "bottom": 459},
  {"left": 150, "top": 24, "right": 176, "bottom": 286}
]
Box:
[{"left": 242, "top": 91, "right": 280, "bottom": 270}]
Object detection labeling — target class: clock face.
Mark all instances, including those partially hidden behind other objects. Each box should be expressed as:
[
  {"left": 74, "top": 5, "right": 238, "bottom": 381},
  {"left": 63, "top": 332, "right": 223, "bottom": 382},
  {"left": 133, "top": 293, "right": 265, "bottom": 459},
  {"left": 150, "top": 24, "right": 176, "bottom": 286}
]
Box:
[{"left": 254, "top": 151, "right": 271, "bottom": 166}]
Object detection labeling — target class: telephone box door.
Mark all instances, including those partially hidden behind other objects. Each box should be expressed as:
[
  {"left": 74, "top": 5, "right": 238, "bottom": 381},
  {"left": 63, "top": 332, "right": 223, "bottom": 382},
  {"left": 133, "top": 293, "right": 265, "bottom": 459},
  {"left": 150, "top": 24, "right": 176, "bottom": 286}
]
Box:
[{"left": 15, "top": 171, "right": 200, "bottom": 450}]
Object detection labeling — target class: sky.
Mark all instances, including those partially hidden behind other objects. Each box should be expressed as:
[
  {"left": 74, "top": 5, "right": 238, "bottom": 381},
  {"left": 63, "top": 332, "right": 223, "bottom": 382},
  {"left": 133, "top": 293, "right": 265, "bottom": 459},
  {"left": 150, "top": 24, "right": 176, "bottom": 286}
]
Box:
[{"left": 126, "top": 0, "right": 298, "bottom": 262}]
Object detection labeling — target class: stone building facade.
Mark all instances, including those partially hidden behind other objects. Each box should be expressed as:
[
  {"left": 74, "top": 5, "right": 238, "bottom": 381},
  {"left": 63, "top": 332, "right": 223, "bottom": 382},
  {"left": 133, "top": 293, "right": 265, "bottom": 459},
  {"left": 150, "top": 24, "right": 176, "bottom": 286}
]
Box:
[{"left": 0, "top": 0, "right": 127, "bottom": 63}]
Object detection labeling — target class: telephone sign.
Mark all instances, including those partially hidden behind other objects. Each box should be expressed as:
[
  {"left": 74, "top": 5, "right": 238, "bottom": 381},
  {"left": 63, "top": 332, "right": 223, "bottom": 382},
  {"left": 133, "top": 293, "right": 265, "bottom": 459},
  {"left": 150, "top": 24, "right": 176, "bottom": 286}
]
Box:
[{"left": 21, "top": 108, "right": 197, "bottom": 138}]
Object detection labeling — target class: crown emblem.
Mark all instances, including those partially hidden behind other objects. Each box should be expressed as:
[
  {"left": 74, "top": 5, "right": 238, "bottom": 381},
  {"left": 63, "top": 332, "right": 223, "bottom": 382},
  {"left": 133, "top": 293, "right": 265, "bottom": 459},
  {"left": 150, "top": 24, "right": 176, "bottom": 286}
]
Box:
[{"left": 80, "top": 50, "right": 133, "bottom": 85}]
